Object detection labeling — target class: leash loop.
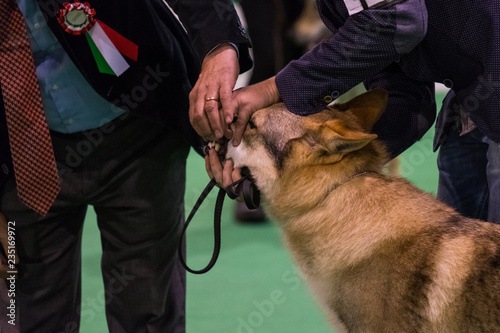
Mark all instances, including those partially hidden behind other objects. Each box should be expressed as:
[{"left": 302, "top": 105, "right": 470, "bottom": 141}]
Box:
[{"left": 178, "top": 176, "right": 260, "bottom": 274}]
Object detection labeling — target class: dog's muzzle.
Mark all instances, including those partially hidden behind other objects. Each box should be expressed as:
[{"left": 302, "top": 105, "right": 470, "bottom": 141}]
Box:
[
  {"left": 203, "top": 138, "right": 228, "bottom": 161},
  {"left": 203, "top": 139, "right": 260, "bottom": 210}
]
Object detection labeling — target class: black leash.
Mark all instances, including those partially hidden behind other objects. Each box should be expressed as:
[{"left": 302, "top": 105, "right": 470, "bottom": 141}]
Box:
[{"left": 178, "top": 175, "right": 260, "bottom": 274}]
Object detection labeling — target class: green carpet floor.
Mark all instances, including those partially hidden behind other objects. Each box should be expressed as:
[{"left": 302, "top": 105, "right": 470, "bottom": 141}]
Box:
[{"left": 79, "top": 93, "right": 445, "bottom": 332}]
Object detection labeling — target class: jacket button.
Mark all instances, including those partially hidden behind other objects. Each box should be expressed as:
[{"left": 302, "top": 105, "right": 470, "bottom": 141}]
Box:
[
  {"left": 443, "top": 79, "right": 454, "bottom": 88},
  {"left": 1, "top": 164, "right": 8, "bottom": 175}
]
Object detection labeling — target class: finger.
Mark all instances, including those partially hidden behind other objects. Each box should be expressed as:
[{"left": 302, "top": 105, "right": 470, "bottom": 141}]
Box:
[
  {"left": 208, "top": 148, "right": 224, "bottom": 185},
  {"left": 232, "top": 167, "right": 243, "bottom": 181},
  {"left": 204, "top": 96, "right": 224, "bottom": 139},
  {"left": 222, "top": 159, "right": 236, "bottom": 189},
  {"left": 219, "top": 84, "right": 239, "bottom": 139},
  {"left": 221, "top": 112, "right": 233, "bottom": 140},
  {"left": 231, "top": 109, "right": 252, "bottom": 147},
  {"left": 196, "top": 104, "right": 218, "bottom": 142},
  {"left": 219, "top": 106, "right": 233, "bottom": 139},
  {"left": 205, "top": 155, "right": 214, "bottom": 180},
  {"left": 219, "top": 85, "right": 236, "bottom": 126},
  {"left": 189, "top": 90, "right": 217, "bottom": 141}
]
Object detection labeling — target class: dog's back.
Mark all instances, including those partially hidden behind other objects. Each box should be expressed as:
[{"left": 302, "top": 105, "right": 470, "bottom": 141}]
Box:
[{"left": 301, "top": 173, "right": 500, "bottom": 332}]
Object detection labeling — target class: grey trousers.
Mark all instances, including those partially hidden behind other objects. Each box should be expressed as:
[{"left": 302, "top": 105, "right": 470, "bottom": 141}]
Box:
[{"left": 0, "top": 112, "right": 190, "bottom": 332}]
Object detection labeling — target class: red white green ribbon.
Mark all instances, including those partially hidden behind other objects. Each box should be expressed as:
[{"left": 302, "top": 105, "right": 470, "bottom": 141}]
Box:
[{"left": 58, "top": 1, "right": 138, "bottom": 77}]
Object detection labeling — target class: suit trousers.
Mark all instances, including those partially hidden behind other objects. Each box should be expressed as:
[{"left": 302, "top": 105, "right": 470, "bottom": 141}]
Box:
[
  {"left": 437, "top": 122, "right": 500, "bottom": 224},
  {"left": 0, "top": 112, "right": 190, "bottom": 332}
]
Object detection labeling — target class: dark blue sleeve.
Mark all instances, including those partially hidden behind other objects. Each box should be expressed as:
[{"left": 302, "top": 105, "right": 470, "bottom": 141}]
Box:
[
  {"left": 366, "top": 63, "right": 436, "bottom": 158},
  {"left": 275, "top": 0, "right": 428, "bottom": 115},
  {"left": 165, "top": 0, "right": 253, "bottom": 73}
]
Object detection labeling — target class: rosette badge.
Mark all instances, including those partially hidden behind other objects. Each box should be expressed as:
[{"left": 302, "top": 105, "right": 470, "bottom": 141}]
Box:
[
  {"left": 58, "top": 1, "right": 138, "bottom": 77},
  {"left": 58, "top": 1, "right": 96, "bottom": 35}
]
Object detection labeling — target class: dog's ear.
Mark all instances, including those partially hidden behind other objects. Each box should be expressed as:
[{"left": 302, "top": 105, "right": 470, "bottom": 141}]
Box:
[
  {"left": 333, "top": 89, "right": 388, "bottom": 132},
  {"left": 294, "top": 119, "right": 377, "bottom": 164},
  {"left": 319, "top": 119, "right": 377, "bottom": 154}
]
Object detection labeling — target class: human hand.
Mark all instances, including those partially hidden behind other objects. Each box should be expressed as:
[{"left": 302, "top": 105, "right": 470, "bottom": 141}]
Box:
[
  {"left": 231, "top": 76, "right": 281, "bottom": 146},
  {"left": 189, "top": 43, "right": 240, "bottom": 141},
  {"left": 0, "top": 212, "right": 18, "bottom": 279},
  {"left": 205, "top": 147, "right": 243, "bottom": 201}
]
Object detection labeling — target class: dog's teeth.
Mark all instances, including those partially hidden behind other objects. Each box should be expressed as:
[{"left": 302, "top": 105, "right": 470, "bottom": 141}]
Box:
[{"left": 207, "top": 141, "right": 221, "bottom": 153}]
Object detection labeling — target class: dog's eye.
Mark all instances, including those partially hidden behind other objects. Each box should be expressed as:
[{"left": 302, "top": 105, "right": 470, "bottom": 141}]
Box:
[{"left": 248, "top": 120, "right": 257, "bottom": 129}]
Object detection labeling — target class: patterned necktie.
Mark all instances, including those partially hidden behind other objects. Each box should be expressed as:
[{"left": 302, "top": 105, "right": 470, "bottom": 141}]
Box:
[{"left": 0, "top": 0, "right": 60, "bottom": 215}]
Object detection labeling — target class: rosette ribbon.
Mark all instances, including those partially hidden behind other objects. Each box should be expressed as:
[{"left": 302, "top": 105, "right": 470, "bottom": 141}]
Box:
[{"left": 58, "top": 1, "right": 138, "bottom": 76}]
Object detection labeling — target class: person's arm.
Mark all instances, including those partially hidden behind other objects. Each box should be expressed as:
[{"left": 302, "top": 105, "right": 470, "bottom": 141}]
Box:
[
  {"left": 228, "top": 0, "right": 429, "bottom": 145},
  {"left": 365, "top": 63, "right": 436, "bottom": 158},
  {"left": 165, "top": 0, "right": 252, "bottom": 72},
  {"left": 276, "top": 0, "right": 428, "bottom": 115},
  {"left": 165, "top": 0, "right": 253, "bottom": 142}
]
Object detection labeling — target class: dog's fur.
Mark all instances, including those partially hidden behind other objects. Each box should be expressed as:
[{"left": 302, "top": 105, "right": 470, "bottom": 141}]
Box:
[{"left": 226, "top": 90, "right": 500, "bottom": 332}]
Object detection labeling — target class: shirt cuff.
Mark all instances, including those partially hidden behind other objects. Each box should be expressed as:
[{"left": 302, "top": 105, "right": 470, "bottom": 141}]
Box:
[{"left": 206, "top": 42, "right": 240, "bottom": 59}]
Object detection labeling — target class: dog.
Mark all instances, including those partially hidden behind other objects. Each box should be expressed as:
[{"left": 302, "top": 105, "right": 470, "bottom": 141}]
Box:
[{"left": 224, "top": 89, "right": 500, "bottom": 332}]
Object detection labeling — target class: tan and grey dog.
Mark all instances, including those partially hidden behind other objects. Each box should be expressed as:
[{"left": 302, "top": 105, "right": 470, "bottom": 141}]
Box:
[{"left": 225, "top": 90, "right": 500, "bottom": 332}]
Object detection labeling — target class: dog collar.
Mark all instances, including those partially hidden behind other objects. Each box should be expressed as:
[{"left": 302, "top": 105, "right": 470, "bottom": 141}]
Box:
[{"left": 330, "top": 171, "right": 379, "bottom": 191}]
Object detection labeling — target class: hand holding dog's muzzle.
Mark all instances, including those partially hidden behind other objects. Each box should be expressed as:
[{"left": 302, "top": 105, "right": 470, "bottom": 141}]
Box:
[
  {"left": 204, "top": 142, "right": 260, "bottom": 209},
  {"left": 204, "top": 144, "right": 240, "bottom": 193},
  {"left": 188, "top": 43, "right": 240, "bottom": 142}
]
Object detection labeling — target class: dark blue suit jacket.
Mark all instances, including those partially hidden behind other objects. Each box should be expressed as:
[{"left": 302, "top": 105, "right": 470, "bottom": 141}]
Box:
[
  {"left": 0, "top": 0, "right": 252, "bottom": 188},
  {"left": 276, "top": 0, "right": 499, "bottom": 157}
]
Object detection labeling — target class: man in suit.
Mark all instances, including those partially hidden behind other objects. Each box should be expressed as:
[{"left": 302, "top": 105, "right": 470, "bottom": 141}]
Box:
[
  {"left": 197, "top": 0, "right": 500, "bottom": 223},
  {"left": 0, "top": 0, "right": 252, "bottom": 331}
]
